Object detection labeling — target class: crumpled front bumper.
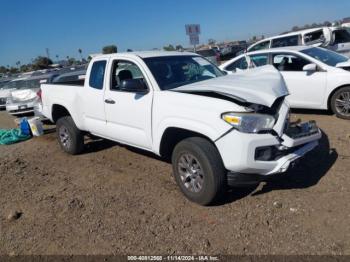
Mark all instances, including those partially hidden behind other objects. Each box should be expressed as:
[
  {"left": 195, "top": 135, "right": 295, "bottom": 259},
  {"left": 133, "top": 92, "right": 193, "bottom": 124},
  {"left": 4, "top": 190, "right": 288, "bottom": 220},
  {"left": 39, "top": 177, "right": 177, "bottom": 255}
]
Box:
[
  {"left": 215, "top": 101, "right": 322, "bottom": 176},
  {"left": 215, "top": 127, "right": 321, "bottom": 176}
]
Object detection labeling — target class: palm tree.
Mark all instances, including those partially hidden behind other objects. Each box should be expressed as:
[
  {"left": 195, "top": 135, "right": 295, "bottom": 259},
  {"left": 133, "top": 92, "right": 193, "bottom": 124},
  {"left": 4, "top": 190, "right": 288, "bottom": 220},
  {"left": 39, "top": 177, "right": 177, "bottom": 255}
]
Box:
[{"left": 78, "top": 49, "right": 83, "bottom": 61}]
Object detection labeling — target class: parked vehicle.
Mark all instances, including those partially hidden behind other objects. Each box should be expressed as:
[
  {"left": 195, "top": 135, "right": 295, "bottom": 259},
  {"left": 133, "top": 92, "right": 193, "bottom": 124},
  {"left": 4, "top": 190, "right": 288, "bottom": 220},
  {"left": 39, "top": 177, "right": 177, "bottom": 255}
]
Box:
[
  {"left": 220, "top": 44, "right": 247, "bottom": 60},
  {"left": 195, "top": 49, "right": 220, "bottom": 65},
  {"left": 0, "top": 79, "right": 11, "bottom": 109},
  {"left": 0, "top": 78, "right": 27, "bottom": 110},
  {"left": 247, "top": 27, "right": 350, "bottom": 57},
  {"left": 6, "top": 73, "right": 58, "bottom": 116},
  {"left": 220, "top": 46, "right": 350, "bottom": 119},
  {"left": 40, "top": 51, "right": 321, "bottom": 205}
]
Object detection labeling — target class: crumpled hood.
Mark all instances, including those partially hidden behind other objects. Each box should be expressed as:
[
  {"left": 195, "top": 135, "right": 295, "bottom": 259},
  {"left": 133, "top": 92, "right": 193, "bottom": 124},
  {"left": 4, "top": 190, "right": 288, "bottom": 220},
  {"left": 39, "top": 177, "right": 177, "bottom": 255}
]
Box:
[
  {"left": 10, "top": 89, "right": 38, "bottom": 102},
  {"left": 172, "top": 65, "right": 289, "bottom": 107}
]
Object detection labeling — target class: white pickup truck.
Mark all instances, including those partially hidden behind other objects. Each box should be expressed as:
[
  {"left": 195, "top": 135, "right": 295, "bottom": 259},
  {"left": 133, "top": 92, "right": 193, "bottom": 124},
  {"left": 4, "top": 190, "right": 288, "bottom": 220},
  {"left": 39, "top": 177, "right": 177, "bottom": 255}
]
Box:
[{"left": 40, "top": 51, "right": 321, "bottom": 205}]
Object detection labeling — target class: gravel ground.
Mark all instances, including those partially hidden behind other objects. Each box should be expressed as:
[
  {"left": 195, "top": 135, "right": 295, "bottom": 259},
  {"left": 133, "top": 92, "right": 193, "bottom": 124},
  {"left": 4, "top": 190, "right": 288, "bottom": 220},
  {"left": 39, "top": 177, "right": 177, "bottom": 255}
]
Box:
[{"left": 0, "top": 110, "right": 349, "bottom": 255}]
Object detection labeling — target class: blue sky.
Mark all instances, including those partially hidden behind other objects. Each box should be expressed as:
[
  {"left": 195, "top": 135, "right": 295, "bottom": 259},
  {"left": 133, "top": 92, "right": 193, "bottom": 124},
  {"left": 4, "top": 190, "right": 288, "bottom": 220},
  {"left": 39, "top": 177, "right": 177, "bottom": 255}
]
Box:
[{"left": 1, "top": 0, "right": 350, "bottom": 66}]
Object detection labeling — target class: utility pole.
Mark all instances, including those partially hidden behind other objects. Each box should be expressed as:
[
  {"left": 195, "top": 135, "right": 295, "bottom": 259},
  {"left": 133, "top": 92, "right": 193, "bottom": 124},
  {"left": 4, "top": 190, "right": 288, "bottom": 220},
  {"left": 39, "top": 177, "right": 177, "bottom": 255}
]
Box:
[{"left": 46, "top": 48, "right": 50, "bottom": 59}]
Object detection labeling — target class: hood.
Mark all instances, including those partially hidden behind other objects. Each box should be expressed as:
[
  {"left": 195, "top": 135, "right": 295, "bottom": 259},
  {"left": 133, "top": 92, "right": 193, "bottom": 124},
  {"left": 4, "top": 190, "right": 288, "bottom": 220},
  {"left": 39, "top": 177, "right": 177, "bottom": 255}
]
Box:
[
  {"left": 172, "top": 65, "right": 289, "bottom": 107},
  {"left": 10, "top": 89, "right": 38, "bottom": 102}
]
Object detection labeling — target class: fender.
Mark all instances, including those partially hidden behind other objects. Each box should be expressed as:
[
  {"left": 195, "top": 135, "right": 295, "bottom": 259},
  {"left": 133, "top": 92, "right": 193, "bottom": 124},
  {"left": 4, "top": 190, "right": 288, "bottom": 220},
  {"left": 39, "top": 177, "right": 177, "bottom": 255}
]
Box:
[
  {"left": 153, "top": 116, "right": 230, "bottom": 155},
  {"left": 51, "top": 99, "right": 85, "bottom": 130}
]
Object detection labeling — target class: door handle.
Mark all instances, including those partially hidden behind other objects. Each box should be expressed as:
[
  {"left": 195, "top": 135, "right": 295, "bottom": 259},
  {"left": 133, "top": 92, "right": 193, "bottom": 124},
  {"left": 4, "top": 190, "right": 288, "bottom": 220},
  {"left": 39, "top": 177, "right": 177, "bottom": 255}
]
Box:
[{"left": 104, "top": 99, "right": 115, "bottom": 104}]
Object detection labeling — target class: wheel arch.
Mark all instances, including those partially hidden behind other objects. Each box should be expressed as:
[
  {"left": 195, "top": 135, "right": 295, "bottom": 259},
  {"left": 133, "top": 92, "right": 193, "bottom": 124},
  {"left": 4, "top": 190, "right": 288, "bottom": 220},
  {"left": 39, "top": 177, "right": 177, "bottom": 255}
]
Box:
[
  {"left": 159, "top": 127, "right": 219, "bottom": 160},
  {"left": 327, "top": 84, "right": 350, "bottom": 110},
  {"left": 51, "top": 104, "right": 72, "bottom": 123}
]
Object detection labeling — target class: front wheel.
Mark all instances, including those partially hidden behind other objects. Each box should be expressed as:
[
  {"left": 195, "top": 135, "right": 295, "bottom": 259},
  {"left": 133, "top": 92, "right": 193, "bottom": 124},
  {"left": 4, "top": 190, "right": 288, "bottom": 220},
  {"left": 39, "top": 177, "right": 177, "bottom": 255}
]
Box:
[
  {"left": 331, "top": 87, "right": 350, "bottom": 120},
  {"left": 172, "top": 137, "right": 226, "bottom": 205},
  {"left": 56, "top": 116, "right": 84, "bottom": 155}
]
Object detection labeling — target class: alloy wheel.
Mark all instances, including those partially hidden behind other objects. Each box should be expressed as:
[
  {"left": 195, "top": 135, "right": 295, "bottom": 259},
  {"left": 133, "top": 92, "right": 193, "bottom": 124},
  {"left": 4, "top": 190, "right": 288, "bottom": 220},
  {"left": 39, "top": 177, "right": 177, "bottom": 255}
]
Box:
[{"left": 177, "top": 153, "right": 204, "bottom": 193}]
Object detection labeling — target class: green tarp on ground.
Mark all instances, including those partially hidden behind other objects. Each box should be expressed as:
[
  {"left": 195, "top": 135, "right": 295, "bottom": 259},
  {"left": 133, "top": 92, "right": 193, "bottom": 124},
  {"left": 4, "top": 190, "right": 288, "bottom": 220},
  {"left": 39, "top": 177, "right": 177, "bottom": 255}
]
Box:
[{"left": 0, "top": 128, "right": 31, "bottom": 145}]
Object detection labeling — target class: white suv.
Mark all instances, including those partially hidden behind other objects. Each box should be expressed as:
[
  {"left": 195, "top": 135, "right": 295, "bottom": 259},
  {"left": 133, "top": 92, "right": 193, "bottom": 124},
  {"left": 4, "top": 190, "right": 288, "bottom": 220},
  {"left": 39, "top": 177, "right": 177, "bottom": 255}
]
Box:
[{"left": 248, "top": 27, "right": 350, "bottom": 57}]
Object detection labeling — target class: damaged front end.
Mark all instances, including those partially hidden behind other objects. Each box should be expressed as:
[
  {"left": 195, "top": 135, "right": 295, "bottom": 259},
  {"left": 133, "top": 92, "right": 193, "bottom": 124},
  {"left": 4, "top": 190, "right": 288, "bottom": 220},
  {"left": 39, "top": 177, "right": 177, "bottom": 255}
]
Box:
[{"left": 214, "top": 97, "right": 321, "bottom": 186}]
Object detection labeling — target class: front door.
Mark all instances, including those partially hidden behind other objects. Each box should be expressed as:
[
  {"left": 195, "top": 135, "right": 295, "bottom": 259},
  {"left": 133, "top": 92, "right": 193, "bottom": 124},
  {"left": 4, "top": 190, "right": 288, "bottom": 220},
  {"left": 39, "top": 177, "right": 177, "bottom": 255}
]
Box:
[
  {"left": 271, "top": 52, "right": 327, "bottom": 108},
  {"left": 103, "top": 59, "right": 153, "bottom": 150}
]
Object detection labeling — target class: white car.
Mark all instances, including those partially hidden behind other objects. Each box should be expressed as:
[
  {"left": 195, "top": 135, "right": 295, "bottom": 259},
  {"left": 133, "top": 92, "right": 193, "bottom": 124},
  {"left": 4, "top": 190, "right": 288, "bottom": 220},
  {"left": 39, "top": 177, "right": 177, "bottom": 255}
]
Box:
[
  {"left": 220, "top": 46, "right": 350, "bottom": 119},
  {"left": 40, "top": 51, "right": 321, "bottom": 205},
  {"left": 247, "top": 27, "right": 350, "bottom": 57}
]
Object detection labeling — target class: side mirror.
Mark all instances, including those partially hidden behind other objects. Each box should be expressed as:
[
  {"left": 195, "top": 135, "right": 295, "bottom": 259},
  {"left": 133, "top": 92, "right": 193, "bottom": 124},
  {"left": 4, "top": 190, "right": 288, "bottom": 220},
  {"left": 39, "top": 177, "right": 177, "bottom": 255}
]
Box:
[
  {"left": 120, "top": 79, "right": 148, "bottom": 93},
  {"left": 303, "top": 63, "right": 317, "bottom": 72}
]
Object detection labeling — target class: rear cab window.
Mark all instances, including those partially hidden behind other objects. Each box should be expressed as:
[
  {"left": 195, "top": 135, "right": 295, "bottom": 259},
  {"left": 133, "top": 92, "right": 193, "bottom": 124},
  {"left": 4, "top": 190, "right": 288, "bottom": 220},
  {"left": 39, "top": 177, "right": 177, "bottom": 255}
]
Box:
[{"left": 89, "top": 60, "right": 107, "bottom": 89}]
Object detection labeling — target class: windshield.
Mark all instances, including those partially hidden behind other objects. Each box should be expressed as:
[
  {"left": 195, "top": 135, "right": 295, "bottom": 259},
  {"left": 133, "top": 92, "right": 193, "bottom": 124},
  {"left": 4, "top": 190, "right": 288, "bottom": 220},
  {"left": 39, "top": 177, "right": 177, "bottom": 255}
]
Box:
[
  {"left": 143, "top": 55, "right": 224, "bottom": 90},
  {"left": 301, "top": 47, "right": 348, "bottom": 66}
]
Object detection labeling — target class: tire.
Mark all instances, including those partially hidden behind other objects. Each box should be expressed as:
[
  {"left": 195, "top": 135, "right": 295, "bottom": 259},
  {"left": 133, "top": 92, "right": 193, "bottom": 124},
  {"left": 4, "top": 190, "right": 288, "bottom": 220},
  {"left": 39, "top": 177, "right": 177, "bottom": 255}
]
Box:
[
  {"left": 330, "top": 86, "right": 350, "bottom": 120},
  {"left": 171, "top": 137, "right": 226, "bottom": 205},
  {"left": 56, "top": 116, "right": 84, "bottom": 155}
]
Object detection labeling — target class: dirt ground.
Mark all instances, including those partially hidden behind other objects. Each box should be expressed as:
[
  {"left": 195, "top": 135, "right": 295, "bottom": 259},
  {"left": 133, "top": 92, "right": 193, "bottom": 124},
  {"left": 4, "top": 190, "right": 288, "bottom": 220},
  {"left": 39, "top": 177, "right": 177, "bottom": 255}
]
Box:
[{"left": 0, "top": 110, "right": 349, "bottom": 255}]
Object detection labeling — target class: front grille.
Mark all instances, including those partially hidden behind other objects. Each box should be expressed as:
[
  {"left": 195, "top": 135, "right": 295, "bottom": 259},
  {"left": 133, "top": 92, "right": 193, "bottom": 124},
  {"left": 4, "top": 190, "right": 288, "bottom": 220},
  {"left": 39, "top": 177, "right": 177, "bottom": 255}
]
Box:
[
  {"left": 255, "top": 144, "right": 305, "bottom": 161},
  {"left": 284, "top": 120, "right": 318, "bottom": 139}
]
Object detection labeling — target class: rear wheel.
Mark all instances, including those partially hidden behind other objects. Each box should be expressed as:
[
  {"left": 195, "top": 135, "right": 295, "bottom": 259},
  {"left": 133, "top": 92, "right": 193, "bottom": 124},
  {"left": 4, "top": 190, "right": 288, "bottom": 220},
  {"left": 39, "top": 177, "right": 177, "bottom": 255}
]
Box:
[
  {"left": 331, "top": 87, "right": 350, "bottom": 120},
  {"left": 56, "top": 116, "right": 84, "bottom": 154},
  {"left": 172, "top": 137, "right": 226, "bottom": 205}
]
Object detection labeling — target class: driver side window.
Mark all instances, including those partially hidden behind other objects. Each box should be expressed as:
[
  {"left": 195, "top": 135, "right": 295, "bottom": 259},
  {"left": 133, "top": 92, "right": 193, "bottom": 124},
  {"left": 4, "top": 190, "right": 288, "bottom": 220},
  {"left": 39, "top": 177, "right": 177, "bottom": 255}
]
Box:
[
  {"left": 272, "top": 53, "right": 310, "bottom": 71},
  {"left": 110, "top": 60, "right": 145, "bottom": 91}
]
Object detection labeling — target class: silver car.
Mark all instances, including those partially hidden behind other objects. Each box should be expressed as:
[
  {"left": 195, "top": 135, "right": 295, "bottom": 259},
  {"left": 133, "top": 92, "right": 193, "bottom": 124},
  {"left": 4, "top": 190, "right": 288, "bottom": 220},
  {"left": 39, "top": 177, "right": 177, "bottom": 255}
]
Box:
[
  {"left": 6, "top": 73, "right": 58, "bottom": 116},
  {"left": 0, "top": 78, "right": 26, "bottom": 110}
]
